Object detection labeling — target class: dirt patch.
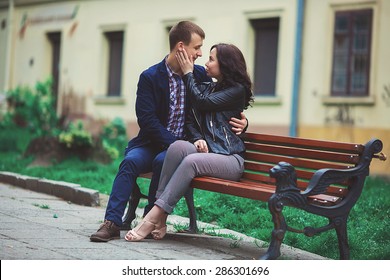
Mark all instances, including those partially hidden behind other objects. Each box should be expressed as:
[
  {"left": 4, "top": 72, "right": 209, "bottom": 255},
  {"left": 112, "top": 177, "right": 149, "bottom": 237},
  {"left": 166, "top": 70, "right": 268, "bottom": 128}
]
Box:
[{"left": 24, "top": 136, "right": 112, "bottom": 167}]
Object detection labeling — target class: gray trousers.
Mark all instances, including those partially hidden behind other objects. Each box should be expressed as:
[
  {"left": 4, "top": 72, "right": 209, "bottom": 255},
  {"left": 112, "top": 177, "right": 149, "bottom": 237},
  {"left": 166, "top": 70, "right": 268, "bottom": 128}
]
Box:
[{"left": 155, "top": 140, "right": 244, "bottom": 214}]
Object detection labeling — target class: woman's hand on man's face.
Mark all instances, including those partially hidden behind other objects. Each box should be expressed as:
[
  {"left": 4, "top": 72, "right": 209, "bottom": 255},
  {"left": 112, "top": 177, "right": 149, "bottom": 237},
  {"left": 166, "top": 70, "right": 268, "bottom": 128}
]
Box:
[{"left": 176, "top": 48, "right": 194, "bottom": 75}]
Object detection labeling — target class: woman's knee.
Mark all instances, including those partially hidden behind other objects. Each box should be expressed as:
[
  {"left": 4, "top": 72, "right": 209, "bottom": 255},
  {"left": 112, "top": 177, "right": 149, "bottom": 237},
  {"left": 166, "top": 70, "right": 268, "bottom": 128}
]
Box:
[{"left": 167, "top": 140, "right": 196, "bottom": 156}]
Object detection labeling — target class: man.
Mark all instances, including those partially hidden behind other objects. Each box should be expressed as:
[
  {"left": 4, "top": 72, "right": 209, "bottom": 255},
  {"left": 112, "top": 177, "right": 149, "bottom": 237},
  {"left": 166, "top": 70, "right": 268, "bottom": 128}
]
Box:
[{"left": 90, "top": 21, "right": 247, "bottom": 242}]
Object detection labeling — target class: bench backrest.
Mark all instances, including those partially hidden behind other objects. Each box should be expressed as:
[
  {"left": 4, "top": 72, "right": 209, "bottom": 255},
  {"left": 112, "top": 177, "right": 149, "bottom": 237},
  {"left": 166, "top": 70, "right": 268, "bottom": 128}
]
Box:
[{"left": 241, "top": 133, "right": 367, "bottom": 205}]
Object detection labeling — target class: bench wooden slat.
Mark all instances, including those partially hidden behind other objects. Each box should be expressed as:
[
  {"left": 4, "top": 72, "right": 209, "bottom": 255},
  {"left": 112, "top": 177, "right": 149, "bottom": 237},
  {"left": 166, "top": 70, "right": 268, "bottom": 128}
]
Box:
[
  {"left": 138, "top": 172, "right": 153, "bottom": 179},
  {"left": 245, "top": 152, "right": 354, "bottom": 170},
  {"left": 244, "top": 161, "right": 352, "bottom": 187},
  {"left": 191, "top": 176, "right": 275, "bottom": 201},
  {"left": 243, "top": 132, "right": 364, "bottom": 154},
  {"left": 245, "top": 161, "right": 338, "bottom": 181},
  {"left": 309, "top": 194, "right": 342, "bottom": 206},
  {"left": 140, "top": 172, "right": 348, "bottom": 200},
  {"left": 239, "top": 175, "right": 348, "bottom": 198},
  {"left": 245, "top": 142, "right": 360, "bottom": 164},
  {"left": 192, "top": 177, "right": 344, "bottom": 206}
]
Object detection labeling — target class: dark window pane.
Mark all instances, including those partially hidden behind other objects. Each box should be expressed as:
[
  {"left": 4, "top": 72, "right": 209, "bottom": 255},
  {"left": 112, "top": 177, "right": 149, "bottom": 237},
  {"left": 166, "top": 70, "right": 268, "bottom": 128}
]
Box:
[
  {"left": 47, "top": 32, "right": 61, "bottom": 109},
  {"left": 335, "top": 16, "right": 348, "bottom": 32},
  {"left": 353, "top": 34, "right": 368, "bottom": 51},
  {"left": 250, "top": 18, "right": 280, "bottom": 96},
  {"left": 105, "top": 31, "right": 124, "bottom": 96},
  {"left": 331, "top": 9, "right": 372, "bottom": 96},
  {"left": 334, "top": 55, "right": 348, "bottom": 71},
  {"left": 334, "top": 35, "right": 349, "bottom": 52},
  {"left": 333, "top": 74, "right": 347, "bottom": 92},
  {"left": 351, "top": 55, "right": 368, "bottom": 91},
  {"left": 354, "top": 14, "right": 370, "bottom": 31}
]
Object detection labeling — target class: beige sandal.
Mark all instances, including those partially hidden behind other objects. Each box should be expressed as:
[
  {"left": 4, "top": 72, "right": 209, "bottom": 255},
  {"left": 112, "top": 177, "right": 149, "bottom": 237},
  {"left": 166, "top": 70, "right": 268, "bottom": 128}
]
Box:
[
  {"left": 151, "top": 225, "right": 167, "bottom": 240},
  {"left": 125, "top": 220, "right": 156, "bottom": 242}
]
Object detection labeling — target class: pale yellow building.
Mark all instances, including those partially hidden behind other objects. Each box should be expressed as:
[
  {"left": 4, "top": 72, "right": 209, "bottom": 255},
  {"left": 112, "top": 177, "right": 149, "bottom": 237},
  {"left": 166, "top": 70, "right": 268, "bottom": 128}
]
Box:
[{"left": 0, "top": 0, "right": 388, "bottom": 174}]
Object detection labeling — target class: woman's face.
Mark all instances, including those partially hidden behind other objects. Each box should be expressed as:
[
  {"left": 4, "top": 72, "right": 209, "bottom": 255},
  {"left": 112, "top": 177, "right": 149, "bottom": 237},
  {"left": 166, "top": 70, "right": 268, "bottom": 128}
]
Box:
[{"left": 205, "top": 47, "right": 222, "bottom": 81}]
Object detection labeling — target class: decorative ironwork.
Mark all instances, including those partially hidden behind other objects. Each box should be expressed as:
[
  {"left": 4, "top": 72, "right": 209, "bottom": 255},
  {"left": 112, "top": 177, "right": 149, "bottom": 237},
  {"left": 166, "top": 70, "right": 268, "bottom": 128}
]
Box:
[{"left": 260, "top": 138, "right": 384, "bottom": 260}]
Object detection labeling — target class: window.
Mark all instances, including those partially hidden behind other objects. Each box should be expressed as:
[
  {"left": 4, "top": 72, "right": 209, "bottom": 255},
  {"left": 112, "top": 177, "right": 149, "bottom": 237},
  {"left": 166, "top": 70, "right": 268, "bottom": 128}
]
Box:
[
  {"left": 166, "top": 25, "right": 173, "bottom": 51},
  {"left": 104, "top": 31, "right": 124, "bottom": 96},
  {"left": 250, "top": 18, "right": 280, "bottom": 96},
  {"left": 47, "top": 32, "right": 61, "bottom": 110},
  {"left": 331, "top": 9, "right": 372, "bottom": 97}
]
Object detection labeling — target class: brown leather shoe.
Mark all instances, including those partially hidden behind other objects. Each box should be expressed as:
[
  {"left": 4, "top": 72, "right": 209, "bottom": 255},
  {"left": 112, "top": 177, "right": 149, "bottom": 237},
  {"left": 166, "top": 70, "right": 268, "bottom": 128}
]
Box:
[{"left": 90, "top": 220, "right": 120, "bottom": 242}]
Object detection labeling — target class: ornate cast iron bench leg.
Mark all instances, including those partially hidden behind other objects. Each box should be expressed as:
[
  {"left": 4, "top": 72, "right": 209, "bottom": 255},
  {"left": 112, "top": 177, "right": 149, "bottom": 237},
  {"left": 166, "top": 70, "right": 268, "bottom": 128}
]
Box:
[
  {"left": 121, "top": 182, "right": 145, "bottom": 230},
  {"left": 259, "top": 194, "right": 287, "bottom": 260},
  {"left": 260, "top": 161, "right": 304, "bottom": 260},
  {"left": 332, "top": 215, "right": 350, "bottom": 260}
]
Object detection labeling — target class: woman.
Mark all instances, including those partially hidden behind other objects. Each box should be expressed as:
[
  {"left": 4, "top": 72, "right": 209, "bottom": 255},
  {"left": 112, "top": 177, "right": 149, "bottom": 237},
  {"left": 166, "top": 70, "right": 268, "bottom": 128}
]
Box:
[{"left": 125, "top": 43, "right": 254, "bottom": 241}]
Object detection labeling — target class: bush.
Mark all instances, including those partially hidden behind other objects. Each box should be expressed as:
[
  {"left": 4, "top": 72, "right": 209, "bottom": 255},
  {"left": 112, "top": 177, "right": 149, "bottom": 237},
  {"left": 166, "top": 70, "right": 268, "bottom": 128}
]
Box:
[
  {"left": 100, "top": 117, "right": 128, "bottom": 160},
  {"left": 0, "top": 126, "right": 33, "bottom": 153},
  {"left": 58, "top": 121, "right": 93, "bottom": 149},
  {"left": 1, "top": 80, "right": 128, "bottom": 163},
  {"left": 101, "top": 117, "right": 127, "bottom": 149},
  {"left": 4, "top": 78, "right": 58, "bottom": 137}
]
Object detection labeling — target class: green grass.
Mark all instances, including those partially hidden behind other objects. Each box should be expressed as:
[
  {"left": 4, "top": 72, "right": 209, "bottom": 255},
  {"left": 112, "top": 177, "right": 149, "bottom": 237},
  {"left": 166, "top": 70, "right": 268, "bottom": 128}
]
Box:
[
  {"left": 0, "top": 151, "right": 120, "bottom": 195},
  {"left": 1, "top": 151, "right": 389, "bottom": 260}
]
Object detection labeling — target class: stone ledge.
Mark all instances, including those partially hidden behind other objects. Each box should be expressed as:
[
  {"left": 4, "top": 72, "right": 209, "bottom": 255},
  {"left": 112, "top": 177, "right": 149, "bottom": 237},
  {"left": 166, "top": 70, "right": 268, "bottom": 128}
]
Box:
[{"left": 0, "top": 171, "right": 100, "bottom": 206}]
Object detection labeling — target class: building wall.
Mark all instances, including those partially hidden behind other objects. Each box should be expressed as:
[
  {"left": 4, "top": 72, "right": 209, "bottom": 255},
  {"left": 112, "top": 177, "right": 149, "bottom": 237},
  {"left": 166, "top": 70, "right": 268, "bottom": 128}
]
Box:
[
  {"left": 1, "top": 0, "right": 297, "bottom": 129},
  {"left": 1, "top": 0, "right": 388, "bottom": 174},
  {"left": 0, "top": 9, "right": 10, "bottom": 93}
]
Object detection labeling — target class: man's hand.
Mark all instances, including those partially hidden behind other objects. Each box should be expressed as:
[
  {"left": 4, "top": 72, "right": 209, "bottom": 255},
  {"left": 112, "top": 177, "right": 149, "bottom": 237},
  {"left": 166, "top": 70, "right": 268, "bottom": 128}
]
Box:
[{"left": 230, "top": 112, "right": 248, "bottom": 135}]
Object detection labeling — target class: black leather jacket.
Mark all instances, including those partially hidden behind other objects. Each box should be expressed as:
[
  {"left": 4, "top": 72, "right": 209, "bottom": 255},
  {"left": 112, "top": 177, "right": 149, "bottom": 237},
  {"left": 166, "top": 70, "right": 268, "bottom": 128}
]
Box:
[{"left": 183, "top": 72, "right": 246, "bottom": 157}]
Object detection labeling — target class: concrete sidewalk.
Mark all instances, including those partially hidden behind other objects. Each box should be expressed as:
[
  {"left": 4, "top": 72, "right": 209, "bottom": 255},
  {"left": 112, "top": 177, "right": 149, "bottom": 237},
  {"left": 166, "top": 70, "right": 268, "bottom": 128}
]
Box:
[{"left": 0, "top": 175, "right": 327, "bottom": 260}]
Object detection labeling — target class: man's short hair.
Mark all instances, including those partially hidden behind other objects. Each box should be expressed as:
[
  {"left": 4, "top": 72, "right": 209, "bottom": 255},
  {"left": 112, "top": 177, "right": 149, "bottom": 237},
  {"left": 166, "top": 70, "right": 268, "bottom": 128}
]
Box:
[{"left": 169, "top": 21, "right": 205, "bottom": 51}]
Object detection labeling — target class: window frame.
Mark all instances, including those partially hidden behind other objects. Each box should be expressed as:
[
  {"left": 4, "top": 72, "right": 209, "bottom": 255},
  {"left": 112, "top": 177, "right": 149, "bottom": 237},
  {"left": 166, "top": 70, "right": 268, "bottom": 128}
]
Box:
[
  {"left": 250, "top": 17, "right": 280, "bottom": 97},
  {"left": 104, "top": 30, "right": 124, "bottom": 97},
  {"left": 330, "top": 9, "right": 373, "bottom": 97}
]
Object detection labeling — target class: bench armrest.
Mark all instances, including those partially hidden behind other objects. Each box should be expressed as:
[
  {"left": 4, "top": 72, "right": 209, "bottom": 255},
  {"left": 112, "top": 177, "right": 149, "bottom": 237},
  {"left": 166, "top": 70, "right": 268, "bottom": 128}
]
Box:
[{"left": 302, "top": 138, "right": 383, "bottom": 197}]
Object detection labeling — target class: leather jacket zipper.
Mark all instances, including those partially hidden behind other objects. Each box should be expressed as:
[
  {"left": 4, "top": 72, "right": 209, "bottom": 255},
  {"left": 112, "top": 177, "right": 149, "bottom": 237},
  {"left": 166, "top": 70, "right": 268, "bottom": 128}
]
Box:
[
  {"left": 192, "top": 108, "right": 204, "bottom": 136},
  {"left": 223, "top": 127, "right": 230, "bottom": 146},
  {"left": 210, "top": 114, "right": 215, "bottom": 141}
]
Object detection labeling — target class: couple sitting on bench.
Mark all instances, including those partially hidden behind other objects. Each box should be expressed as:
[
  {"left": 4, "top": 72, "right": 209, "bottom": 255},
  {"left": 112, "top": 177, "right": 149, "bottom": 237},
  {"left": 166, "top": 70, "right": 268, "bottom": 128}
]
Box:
[{"left": 90, "top": 20, "right": 252, "bottom": 244}]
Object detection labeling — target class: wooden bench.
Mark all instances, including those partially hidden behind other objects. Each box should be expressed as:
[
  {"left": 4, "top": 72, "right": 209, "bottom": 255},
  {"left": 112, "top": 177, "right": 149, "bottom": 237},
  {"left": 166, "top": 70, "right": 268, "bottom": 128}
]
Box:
[{"left": 123, "top": 132, "right": 386, "bottom": 259}]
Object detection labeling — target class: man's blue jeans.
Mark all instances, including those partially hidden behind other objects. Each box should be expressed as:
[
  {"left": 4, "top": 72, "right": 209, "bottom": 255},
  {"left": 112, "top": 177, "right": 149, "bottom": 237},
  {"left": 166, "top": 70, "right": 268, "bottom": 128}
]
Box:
[{"left": 104, "top": 145, "right": 166, "bottom": 226}]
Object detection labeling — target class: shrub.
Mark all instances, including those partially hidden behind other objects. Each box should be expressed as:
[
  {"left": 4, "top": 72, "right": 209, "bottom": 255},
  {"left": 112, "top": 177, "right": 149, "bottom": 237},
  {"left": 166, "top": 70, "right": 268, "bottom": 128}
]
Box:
[
  {"left": 0, "top": 125, "right": 32, "bottom": 153},
  {"left": 58, "top": 121, "right": 93, "bottom": 149},
  {"left": 100, "top": 117, "right": 128, "bottom": 160},
  {"left": 101, "top": 117, "right": 128, "bottom": 149},
  {"left": 4, "top": 78, "right": 58, "bottom": 137},
  {"left": 102, "top": 140, "right": 120, "bottom": 160}
]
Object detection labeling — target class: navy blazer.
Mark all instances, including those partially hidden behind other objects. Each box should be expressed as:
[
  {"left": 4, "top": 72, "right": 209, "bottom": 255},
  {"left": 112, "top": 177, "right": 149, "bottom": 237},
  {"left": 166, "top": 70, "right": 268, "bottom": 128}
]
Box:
[{"left": 126, "top": 58, "right": 211, "bottom": 152}]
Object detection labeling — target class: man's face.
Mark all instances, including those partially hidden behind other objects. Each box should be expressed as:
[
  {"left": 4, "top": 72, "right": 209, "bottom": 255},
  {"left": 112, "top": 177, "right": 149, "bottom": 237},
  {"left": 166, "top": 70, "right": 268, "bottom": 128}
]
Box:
[{"left": 183, "top": 33, "right": 203, "bottom": 62}]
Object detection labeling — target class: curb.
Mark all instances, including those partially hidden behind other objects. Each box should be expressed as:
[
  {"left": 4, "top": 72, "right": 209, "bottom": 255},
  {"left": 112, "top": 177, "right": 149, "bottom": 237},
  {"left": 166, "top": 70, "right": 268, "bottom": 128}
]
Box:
[{"left": 0, "top": 171, "right": 99, "bottom": 206}]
